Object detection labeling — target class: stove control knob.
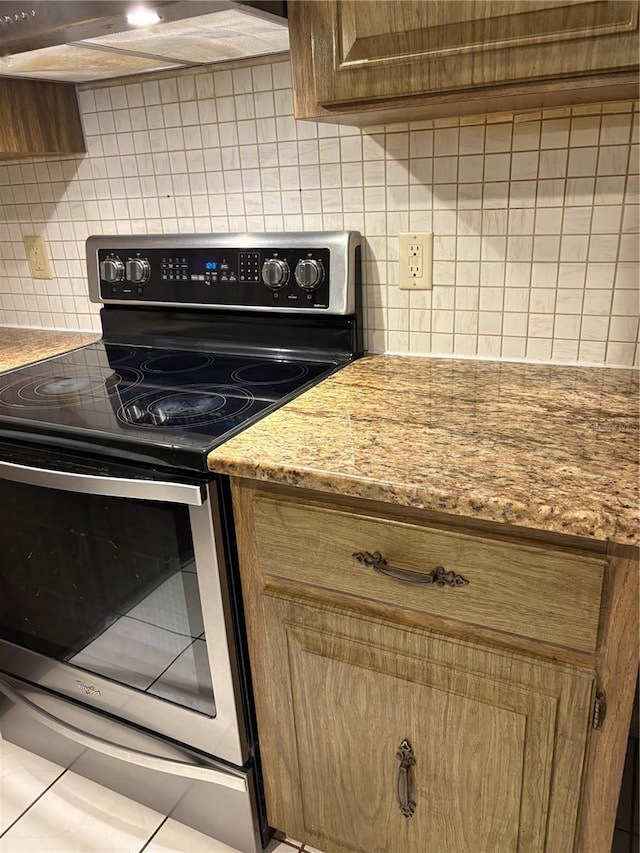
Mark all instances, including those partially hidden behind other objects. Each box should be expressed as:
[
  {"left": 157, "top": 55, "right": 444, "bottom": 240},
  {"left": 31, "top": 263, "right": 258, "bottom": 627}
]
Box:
[
  {"left": 261, "top": 258, "right": 289, "bottom": 289},
  {"left": 100, "top": 258, "right": 124, "bottom": 283},
  {"left": 295, "top": 258, "right": 324, "bottom": 291},
  {"left": 126, "top": 258, "right": 151, "bottom": 284}
]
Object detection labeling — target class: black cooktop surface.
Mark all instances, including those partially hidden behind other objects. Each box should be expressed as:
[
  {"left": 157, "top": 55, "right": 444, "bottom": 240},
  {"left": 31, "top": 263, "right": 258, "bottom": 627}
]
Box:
[{"left": 0, "top": 342, "right": 338, "bottom": 471}]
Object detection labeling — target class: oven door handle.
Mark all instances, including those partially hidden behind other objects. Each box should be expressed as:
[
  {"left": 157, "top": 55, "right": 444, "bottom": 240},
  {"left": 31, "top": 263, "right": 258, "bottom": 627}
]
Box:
[
  {"left": 0, "top": 677, "right": 247, "bottom": 793},
  {"left": 0, "top": 459, "right": 205, "bottom": 506}
]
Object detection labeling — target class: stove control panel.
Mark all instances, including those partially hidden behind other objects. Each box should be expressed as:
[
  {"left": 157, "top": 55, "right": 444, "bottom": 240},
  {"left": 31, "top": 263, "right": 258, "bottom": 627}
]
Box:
[{"left": 87, "top": 233, "right": 360, "bottom": 316}]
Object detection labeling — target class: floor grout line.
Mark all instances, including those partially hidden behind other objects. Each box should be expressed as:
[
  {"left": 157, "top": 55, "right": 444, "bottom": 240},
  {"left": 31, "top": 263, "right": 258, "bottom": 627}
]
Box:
[
  {"left": 138, "top": 814, "right": 169, "bottom": 853},
  {"left": 0, "top": 765, "right": 67, "bottom": 839},
  {"left": 1, "top": 741, "right": 313, "bottom": 852}
]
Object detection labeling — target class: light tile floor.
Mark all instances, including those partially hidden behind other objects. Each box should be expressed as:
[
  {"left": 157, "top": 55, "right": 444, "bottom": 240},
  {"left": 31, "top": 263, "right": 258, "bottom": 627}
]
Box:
[
  {"left": 1, "top": 736, "right": 633, "bottom": 853},
  {"left": 0, "top": 739, "right": 323, "bottom": 853}
]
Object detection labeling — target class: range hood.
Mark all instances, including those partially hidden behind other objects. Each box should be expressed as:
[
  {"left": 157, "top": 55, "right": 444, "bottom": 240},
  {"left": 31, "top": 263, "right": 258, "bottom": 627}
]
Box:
[{"left": 0, "top": 1, "right": 289, "bottom": 82}]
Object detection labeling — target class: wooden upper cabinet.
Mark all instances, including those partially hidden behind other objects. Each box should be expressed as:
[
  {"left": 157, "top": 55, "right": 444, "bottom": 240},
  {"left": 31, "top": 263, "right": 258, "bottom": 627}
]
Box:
[
  {"left": 0, "top": 78, "right": 86, "bottom": 159},
  {"left": 289, "top": 0, "right": 640, "bottom": 123}
]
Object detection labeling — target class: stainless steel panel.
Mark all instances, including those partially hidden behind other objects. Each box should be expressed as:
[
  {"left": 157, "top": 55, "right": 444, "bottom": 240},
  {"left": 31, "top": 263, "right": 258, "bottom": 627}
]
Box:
[
  {"left": 0, "top": 478, "right": 248, "bottom": 765},
  {"left": 0, "top": 459, "right": 205, "bottom": 505},
  {"left": 0, "top": 676, "right": 245, "bottom": 791},
  {"left": 0, "top": 676, "right": 267, "bottom": 853},
  {"left": 86, "top": 231, "right": 360, "bottom": 315}
]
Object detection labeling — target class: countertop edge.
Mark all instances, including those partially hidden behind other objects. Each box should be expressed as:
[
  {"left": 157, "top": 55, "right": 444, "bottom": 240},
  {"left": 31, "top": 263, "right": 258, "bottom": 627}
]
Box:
[{"left": 207, "top": 456, "right": 639, "bottom": 547}]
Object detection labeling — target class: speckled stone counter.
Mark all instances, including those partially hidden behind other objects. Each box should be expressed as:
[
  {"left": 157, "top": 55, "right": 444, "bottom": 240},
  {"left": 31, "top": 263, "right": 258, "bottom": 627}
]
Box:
[
  {"left": 0, "top": 327, "right": 99, "bottom": 373},
  {"left": 208, "top": 355, "right": 639, "bottom": 545}
]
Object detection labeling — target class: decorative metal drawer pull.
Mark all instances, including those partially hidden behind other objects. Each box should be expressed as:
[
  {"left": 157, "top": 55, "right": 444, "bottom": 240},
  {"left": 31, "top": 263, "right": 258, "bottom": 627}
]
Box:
[
  {"left": 396, "top": 739, "right": 416, "bottom": 819},
  {"left": 353, "top": 551, "right": 469, "bottom": 588}
]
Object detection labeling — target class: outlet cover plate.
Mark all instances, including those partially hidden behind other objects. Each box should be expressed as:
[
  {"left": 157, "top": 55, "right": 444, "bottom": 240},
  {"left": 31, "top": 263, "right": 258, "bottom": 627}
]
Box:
[
  {"left": 398, "top": 232, "right": 433, "bottom": 290},
  {"left": 24, "top": 235, "right": 53, "bottom": 280}
]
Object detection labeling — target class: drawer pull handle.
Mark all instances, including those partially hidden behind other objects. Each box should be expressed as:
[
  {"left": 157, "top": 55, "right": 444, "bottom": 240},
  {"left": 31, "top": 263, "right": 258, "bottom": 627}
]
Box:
[
  {"left": 353, "top": 551, "right": 469, "bottom": 588},
  {"left": 396, "top": 739, "right": 416, "bottom": 819}
]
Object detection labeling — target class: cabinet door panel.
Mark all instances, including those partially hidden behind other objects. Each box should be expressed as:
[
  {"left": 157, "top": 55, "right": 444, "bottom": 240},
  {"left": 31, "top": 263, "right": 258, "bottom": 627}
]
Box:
[
  {"left": 292, "top": 0, "right": 639, "bottom": 110},
  {"left": 260, "top": 591, "right": 593, "bottom": 853},
  {"left": 291, "top": 628, "right": 538, "bottom": 852}
]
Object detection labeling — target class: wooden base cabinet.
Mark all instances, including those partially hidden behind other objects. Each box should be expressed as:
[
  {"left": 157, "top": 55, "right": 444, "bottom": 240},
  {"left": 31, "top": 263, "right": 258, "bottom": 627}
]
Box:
[
  {"left": 260, "top": 592, "right": 594, "bottom": 853},
  {"left": 232, "top": 480, "right": 638, "bottom": 853}
]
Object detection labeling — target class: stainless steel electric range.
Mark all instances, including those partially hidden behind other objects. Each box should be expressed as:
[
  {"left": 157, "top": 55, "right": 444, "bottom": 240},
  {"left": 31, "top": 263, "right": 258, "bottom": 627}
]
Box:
[{"left": 0, "top": 232, "right": 362, "bottom": 853}]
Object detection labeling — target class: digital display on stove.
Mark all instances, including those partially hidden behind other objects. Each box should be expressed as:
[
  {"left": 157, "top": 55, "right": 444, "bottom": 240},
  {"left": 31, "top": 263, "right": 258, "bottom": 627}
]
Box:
[{"left": 205, "top": 262, "right": 218, "bottom": 271}]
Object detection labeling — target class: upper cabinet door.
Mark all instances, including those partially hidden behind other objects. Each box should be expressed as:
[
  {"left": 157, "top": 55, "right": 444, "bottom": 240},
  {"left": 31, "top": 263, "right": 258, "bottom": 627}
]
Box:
[
  {"left": 0, "top": 78, "right": 86, "bottom": 159},
  {"left": 289, "top": 0, "right": 640, "bottom": 121}
]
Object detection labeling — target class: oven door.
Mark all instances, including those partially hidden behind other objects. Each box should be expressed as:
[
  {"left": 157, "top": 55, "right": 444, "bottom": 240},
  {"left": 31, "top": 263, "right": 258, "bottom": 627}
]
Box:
[{"left": 0, "top": 452, "right": 248, "bottom": 767}]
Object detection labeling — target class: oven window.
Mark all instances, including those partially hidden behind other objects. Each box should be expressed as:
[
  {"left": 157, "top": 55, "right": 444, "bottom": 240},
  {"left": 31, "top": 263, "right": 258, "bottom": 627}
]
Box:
[{"left": 0, "top": 479, "right": 215, "bottom": 717}]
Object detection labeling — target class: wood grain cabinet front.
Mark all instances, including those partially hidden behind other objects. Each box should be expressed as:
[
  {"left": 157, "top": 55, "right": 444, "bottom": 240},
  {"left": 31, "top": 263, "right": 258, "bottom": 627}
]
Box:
[
  {"left": 257, "top": 592, "right": 594, "bottom": 853},
  {"left": 0, "top": 78, "right": 85, "bottom": 159},
  {"left": 232, "top": 480, "right": 638, "bottom": 853},
  {"left": 289, "top": 0, "right": 640, "bottom": 124},
  {"left": 252, "top": 495, "right": 606, "bottom": 653}
]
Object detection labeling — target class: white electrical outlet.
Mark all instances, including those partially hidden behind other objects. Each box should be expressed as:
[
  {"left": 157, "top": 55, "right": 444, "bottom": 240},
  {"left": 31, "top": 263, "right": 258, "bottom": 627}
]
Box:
[
  {"left": 24, "top": 235, "right": 53, "bottom": 280},
  {"left": 398, "top": 232, "right": 433, "bottom": 290}
]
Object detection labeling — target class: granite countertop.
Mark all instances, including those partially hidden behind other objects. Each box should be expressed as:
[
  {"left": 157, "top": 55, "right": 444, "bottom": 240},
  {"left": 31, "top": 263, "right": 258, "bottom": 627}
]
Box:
[
  {"left": 208, "top": 355, "right": 639, "bottom": 545},
  {"left": 0, "top": 327, "right": 100, "bottom": 373}
]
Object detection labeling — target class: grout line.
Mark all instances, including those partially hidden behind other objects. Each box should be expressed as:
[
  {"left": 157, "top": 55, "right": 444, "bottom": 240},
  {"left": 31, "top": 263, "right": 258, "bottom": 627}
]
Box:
[
  {"left": 0, "top": 764, "right": 67, "bottom": 839},
  {"left": 138, "top": 815, "right": 169, "bottom": 852}
]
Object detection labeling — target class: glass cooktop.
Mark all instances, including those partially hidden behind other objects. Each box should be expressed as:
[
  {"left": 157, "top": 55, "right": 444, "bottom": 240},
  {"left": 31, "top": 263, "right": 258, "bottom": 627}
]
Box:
[{"left": 0, "top": 342, "right": 337, "bottom": 471}]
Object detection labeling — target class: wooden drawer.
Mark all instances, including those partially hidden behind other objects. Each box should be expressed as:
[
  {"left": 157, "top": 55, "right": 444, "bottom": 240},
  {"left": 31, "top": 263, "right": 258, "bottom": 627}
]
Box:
[{"left": 252, "top": 496, "right": 606, "bottom": 653}]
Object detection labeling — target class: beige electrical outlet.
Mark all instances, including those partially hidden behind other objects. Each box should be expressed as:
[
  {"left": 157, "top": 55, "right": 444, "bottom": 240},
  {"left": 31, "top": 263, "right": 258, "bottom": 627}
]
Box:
[
  {"left": 24, "top": 235, "right": 53, "bottom": 280},
  {"left": 398, "top": 232, "right": 433, "bottom": 290}
]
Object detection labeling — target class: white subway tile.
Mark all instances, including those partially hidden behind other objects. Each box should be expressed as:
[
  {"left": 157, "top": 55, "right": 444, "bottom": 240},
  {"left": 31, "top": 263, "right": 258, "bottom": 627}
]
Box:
[
  {"left": 458, "top": 125, "right": 485, "bottom": 155},
  {"left": 564, "top": 176, "right": 595, "bottom": 207},
  {"left": 557, "top": 263, "right": 587, "bottom": 289},
  {"left": 434, "top": 127, "right": 459, "bottom": 156},
  {"left": 532, "top": 235, "right": 560, "bottom": 262},
  {"left": 512, "top": 121, "right": 540, "bottom": 152},
  {"left": 485, "top": 123, "right": 512, "bottom": 152},
  {"left": 600, "top": 114, "right": 632, "bottom": 145},
  {"left": 433, "top": 157, "right": 457, "bottom": 184},
  {"left": 588, "top": 234, "right": 620, "bottom": 262},
  {"left": 560, "top": 234, "right": 589, "bottom": 261},
  {"left": 619, "top": 233, "right": 640, "bottom": 261},
  {"left": 536, "top": 178, "right": 565, "bottom": 207},
  {"left": 606, "top": 341, "right": 636, "bottom": 365},
  {"left": 526, "top": 338, "right": 553, "bottom": 358},
  {"left": 539, "top": 149, "right": 568, "bottom": 179},
  {"left": 508, "top": 208, "right": 535, "bottom": 234},
  {"left": 567, "top": 147, "right": 599, "bottom": 177},
  {"left": 457, "top": 236, "right": 481, "bottom": 260},
  {"left": 457, "top": 155, "right": 483, "bottom": 183},
  {"left": 510, "top": 151, "right": 538, "bottom": 180},
  {"left": 272, "top": 61, "right": 292, "bottom": 89},
  {"left": 507, "top": 235, "right": 533, "bottom": 262},
  {"left": 562, "top": 207, "right": 592, "bottom": 234},
  {"left": 501, "top": 336, "right": 527, "bottom": 358},
  {"left": 410, "top": 130, "right": 433, "bottom": 159},
  {"left": 578, "top": 340, "right": 607, "bottom": 361},
  {"left": 581, "top": 315, "right": 611, "bottom": 341},
  {"left": 597, "top": 146, "right": 629, "bottom": 176},
  {"left": 541, "top": 118, "right": 570, "bottom": 149},
  {"left": 159, "top": 78, "right": 179, "bottom": 104},
  {"left": 503, "top": 313, "right": 528, "bottom": 336}
]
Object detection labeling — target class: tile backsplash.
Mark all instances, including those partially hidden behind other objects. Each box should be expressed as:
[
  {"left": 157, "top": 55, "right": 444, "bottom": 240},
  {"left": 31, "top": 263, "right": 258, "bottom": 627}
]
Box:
[{"left": 0, "top": 57, "right": 638, "bottom": 366}]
